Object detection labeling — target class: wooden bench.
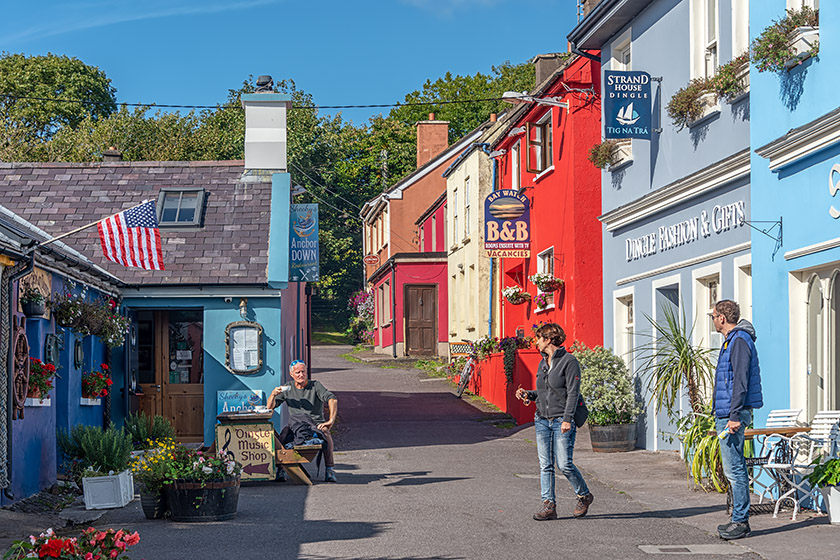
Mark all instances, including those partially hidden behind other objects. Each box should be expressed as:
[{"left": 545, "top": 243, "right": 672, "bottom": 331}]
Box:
[{"left": 274, "top": 435, "right": 322, "bottom": 486}]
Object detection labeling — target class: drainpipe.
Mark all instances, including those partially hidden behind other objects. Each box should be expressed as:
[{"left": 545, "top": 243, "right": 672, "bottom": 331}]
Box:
[
  {"left": 478, "top": 143, "right": 497, "bottom": 338},
  {"left": 390, "top": 260, "right": 397, "bottom": 359},
  {"left": 3, "top": 248, "right": 35, "bottom": 499}
]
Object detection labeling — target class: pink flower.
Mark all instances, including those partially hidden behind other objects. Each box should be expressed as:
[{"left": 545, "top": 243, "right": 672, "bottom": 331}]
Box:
[
  {"left": 85, "top": 553, "right": 94, "bottom": 560},
  {"left": 123, "top": 532, "right": 139, "bottom": 546}
]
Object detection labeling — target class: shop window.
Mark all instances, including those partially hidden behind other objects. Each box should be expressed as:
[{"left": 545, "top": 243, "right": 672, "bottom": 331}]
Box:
[{"left": 527, "top": 113, "right": 552, "bottom": 174}]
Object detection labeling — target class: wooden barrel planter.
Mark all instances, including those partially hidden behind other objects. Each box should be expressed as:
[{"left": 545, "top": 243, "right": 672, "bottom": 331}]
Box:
[
  {"left": 588, "top": 423, "right": 637, "bottom": 453},
  {"left": 165, "top": 476, "right": 240, "bottom": 522}
]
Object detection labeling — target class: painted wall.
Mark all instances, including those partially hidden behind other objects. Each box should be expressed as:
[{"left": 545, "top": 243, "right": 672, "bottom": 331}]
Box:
[
  {"left": 419, "top": 202, "right": 446, "bottom": 254},
  {"left": 750, "top": 1, "right": 839, "bottom": 425}
]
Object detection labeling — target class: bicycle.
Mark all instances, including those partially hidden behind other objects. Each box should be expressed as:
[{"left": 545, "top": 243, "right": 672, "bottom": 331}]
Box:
[{"left": 451, "top": 340, "right": 478, "bottom": 398}]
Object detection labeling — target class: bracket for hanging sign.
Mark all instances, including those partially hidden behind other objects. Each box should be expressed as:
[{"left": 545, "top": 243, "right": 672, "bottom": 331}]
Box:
[
  {"left": 651, "top": 77, "right": 663, "bottom": 133},
  {"left": 743, "top": 217, "right": 783, "bottom": 260}
]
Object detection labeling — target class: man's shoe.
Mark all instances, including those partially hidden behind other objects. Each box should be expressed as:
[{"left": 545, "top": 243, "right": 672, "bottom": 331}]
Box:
[
  {"left": 718, "top": 522, "right": 751, "bottom": 540},
  {"left": 573, "top": 493, "right": 594, "bottom": 518},
  {"left": 324, "top": 468, "right": 337, "bottom": 483},
  {"left": 533, "top": 500, "right": 557, "bottom": 521}
]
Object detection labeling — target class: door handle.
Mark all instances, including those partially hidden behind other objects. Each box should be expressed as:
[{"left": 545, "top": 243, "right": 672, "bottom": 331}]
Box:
[{"left": 150, "top": 384, "right": 161, "bottom": 390}]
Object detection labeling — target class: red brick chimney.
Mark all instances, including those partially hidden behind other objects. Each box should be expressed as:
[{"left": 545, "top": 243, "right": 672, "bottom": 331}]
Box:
[{"left": 416, "top": 113, "right": 449, "bottom": 168}]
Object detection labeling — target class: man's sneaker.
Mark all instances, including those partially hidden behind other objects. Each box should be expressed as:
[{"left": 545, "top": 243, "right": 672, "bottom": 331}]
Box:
[
  {"left": 324, "top": 467, "right": 338, "bottom": 483},
  {"left": 533, "top": 500, "right": 557, "bottom": 521},
  {"left": 718, "top": 522, "right": 751, "bottom": 540},
  {"left": 573, "top": 493, "right": 594, "bottom": 518}
]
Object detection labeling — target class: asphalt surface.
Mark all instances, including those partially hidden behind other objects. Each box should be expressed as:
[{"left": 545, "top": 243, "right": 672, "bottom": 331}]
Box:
[{"left": 5, "top": 345, "right": 839, "bottom": 559}]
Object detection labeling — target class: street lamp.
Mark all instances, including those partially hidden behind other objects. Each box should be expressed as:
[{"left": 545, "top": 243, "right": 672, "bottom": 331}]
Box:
[{"left": 502, "top": 91, "right": 569, "bottom": 111}]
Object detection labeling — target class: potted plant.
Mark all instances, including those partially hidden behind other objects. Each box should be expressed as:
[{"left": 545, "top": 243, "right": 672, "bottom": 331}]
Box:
[
  {"left": 529, "top": 272, "right": 564, "bottom": 293},
  {"left": 57, "top": 425, "right": 134, "bottom": 510},
  {"left": 131, "top": 438, "right": 177, "bottom": 519},
  {"left": 587, "top": 139, "right": 620, "bottom": 170},
  {"left": 666, "top": 77, "right": 715, "bottom": 130},
  {"left": 82, "top": 364, "right": 113, "bottom": 401},
  {"left": 752, "top": 6, "right": 819, "bottom": 74},
  {"left": 502, "top": 285, "right": 531, "bottom": 305},
  {"left": 26, "top": 357, "right": 58, "bottom": 403},
  {"left": 534, "top": 291, "right": 550, "bottom": 311},
  {"left": 49, "top": 288, "right": 86, "bottom": 328},
  {"left": 805, "top": 457, "right": 840, "bottom": 524},
  {"left": 19, "top": 285, "right": 47, "bottom": 317},
  {"left": 710, "top": 52, "right": 750, "bottom": 103},
  {"left": 573, "top": 343, "right": 643, "bottom": 452},
  {"left": 3, "top": 526, "right": 140, "bottom": 560},
  {"left": 159, "top": 444, "right": 242, "bottom": 522},
  {"left": 97, "top": 300, "right": 130, "bottom": 348}
]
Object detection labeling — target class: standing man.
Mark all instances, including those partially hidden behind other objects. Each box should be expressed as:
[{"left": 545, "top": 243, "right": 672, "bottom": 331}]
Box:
[
  {"left": 514, "top": 322, "right": 593, "bottom": 521},
  {"left": 712, "top": 300, "right": 763, "bottom": 540},
  {"left": 267, "top": 360, "right": 339, "bottom": 482}
]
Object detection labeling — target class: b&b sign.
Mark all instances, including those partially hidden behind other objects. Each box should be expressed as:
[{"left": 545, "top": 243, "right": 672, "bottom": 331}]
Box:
[
  {"left": 603, "top": 71, "right": 652, "bottom": 140},
  {"left": 484, "top": 190, "right": 530, "bottom": 258}
]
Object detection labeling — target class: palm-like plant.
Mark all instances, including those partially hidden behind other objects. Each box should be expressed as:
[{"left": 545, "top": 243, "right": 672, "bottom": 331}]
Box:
[{"left": 635, "top": 304, "right": 716, "bottom": 416}]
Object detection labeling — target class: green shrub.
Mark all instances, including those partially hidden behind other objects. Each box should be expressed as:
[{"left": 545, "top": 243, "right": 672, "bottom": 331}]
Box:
[
  {"left": 572, "top": 342, "right": 642, "bottom": 425},
  {"left": 57, "top": 425, "right": 133, "bottom": 474},
  {"left": 123, "top": 412, "right": 176, "bottom": 450},
  {"left": 666, "top": 77, "right": 713, "bottom": 130},
  {"left": 587, "top": 139, "right": 620, "bottom": 170}
]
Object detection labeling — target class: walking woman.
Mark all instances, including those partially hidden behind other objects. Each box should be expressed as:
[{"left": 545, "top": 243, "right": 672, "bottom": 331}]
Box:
[{"left": 515, "top": 322, "right": 594, "bottom": 521}]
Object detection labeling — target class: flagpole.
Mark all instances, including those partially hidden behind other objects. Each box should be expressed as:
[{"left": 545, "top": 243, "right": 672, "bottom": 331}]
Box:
[{"left": 39, "top": 199, "right": 151, "bottom": 247}]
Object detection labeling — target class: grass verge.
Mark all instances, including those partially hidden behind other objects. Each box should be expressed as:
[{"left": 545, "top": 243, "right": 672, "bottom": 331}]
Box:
[{"left": 312, "top": 331, "right": 353, "bottom": 345}]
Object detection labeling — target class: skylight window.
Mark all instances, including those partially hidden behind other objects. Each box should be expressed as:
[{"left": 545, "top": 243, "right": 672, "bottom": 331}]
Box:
[{"left": 157, "top": 188, "right": 205, "bottom": 227}]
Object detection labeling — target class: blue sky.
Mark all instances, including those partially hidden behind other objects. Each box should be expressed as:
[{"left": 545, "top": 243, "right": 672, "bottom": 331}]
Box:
[{"left": 2, "top": 0, "right": 580, "bottom": 125}]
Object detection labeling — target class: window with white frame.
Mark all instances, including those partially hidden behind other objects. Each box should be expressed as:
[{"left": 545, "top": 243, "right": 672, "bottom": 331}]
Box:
[
  {"left": 464, "top": 177, "right": 470, "bottom": 240},
  {"left": 511, "top": 141, "right": 521, "bottom": 191},
  {"left": 379, "top": 282, "right": 391, "bottom": 326},
  {"left": 419, "top": 224, "right": 425, "bottom": 252},
  {"left": 732, "top": 0, "right": 749, "bottom": 58},
  {"left": 536, "top": 247, "right": 555, "bottom": 309},
  {"left": 611, "top": 28, "right": 632, "bottom": 71},
  {"left": 614, "top": 293, "right": 634, "bottom": 368},
  {"left": 431, "top": 215, "right": 437, "bottom": 252},
  {"left": 787, "top": 0, "right": 819, "bottom": 10},
  {"left": 696, "top": 274, "right": 721, "bottom": 350},
  {"left": 691, "top": 0, "right": 719, "bottom": 79},
  {"left": 452, "top": 189, "right": 459, "bottom": 247},
  {"left": 736, "top": 263, "right": 752, "bottom": 321},
  {"left": 384, "top": 208, "right": 390, "bottom": 247},
  {"left": 527, "top": 112, "right": 553, "bottom": 174}
]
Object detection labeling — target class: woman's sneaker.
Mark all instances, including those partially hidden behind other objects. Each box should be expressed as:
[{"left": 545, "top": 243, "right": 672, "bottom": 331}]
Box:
[{"left": 719, "top": 522, "right": 751, "bottom": 540}]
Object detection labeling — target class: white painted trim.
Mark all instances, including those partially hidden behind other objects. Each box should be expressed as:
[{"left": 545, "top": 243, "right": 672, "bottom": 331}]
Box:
[
  {"left": 601, "top": 150, "right": 750, "bottom": 231},
  {"left": 756, "top": 108, "right": 840, "bottom": 172},
  {"left": 733, "top": 253, "right": 752, "bottom": 321},
  {"left": 122, "top": 286, "right": 284, "bottom": 298},
  {"left": 616, "top": 242, "right": 751, "bottom": 286},
  {"left": 690, "top": 262, "right": 722, "bottom": 351},
  {"left": 612, "top": 285, "right": 635, "bottom": 369},
  {"left": 650, "top": 273, "right": 682, "bottom": 454},
  {"left": 533, "top": 165, "right": 555, "bottom": 183},
  {"left": 610, "top": 27, "right": 633, "bottom": 71},
  {"left": 784, "top": 237, "right": 840, "bottom": 261}
]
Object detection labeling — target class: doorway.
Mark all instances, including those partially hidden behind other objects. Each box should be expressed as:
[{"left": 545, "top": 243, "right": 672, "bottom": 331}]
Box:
[
  {"left": 136, "top": 309, "right": 204, "bottom": 442},
  {"left": 404, "top": 285, "right": 437, "bottom": 356}
]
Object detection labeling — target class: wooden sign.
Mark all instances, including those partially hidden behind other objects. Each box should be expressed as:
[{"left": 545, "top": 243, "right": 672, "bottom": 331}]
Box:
[{"left": 215, "top": 422, "right": 275, "bottom": 481}]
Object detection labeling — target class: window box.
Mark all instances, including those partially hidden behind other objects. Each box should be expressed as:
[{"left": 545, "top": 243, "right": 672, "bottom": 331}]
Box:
[
  {"left": 24, "top": 397, "right": 51, "bottom": 407},
  {"left": 725, "top": 63, "right": 750, "bottom": 104},
  {"left": 785, "top": 26, "right": 819, "bottom": 69},
  {"left": 688, "top": 92, "right": 720, "bottom": 128},
  {"left": 82, "top": 469, "right": 134, "bottom": 510},
  {"left": 80, "top": 397, "right": 102, "bottom": 406}
]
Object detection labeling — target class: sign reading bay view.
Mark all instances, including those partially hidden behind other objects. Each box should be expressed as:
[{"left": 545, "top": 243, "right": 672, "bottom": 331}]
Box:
[
  {"left": 604, "top": 71, "right": 651, "bottom": 140},
  {"left": 625, "top": 200, "right": 746, "bottom": 261},
  {"left": 290, "top": 204, "right": 319, "bottom": 281},
  {"left": 484, "top": 190, "right": 530, "bottom": 258}
]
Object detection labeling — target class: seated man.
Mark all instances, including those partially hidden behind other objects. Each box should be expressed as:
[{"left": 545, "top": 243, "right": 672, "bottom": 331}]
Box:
[{"left": 267, "top": 359, "right": 339, "bottom": 482}]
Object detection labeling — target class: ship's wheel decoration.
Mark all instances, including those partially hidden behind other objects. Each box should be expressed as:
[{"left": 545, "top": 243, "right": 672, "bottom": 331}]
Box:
[{"left": 12, "top": 316, "right": 30, "bottom": 420}]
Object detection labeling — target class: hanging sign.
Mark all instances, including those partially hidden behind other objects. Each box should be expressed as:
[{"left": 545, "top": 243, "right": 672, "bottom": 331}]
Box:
[
  {"left": 363, "top": 254, "right": 380, "bottom": 266},
  {"left": 289, "top": 204, "right": 319, "bottom": 281},
  {"left": 484, "top": 190, "right": 530, "bottom": 258},
  {"left": 603, "top": 71, "right": 652, "bottom": 140},
  {"left": 216, "top": 389, "right": 265, "bottom": 415}
]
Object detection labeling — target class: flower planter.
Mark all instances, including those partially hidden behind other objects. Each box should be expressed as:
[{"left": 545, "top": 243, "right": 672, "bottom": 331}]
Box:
[
  {"left": 588, "top": 423, "right": 637, "bottom": 453},
  {"left": 24, "top": 396, "right": 51, "bottom": 407},
  {"left": 21, "top": 300, "right": 46, "bottom": 317},
  {"left": 80, "top": 397, "right": 102, "bottom": 406},
  {"left": 505, "top": 293, "right": 531, "bottom": 306},
  {"left": 785, "top": 26, "right": 819, "bottom": 69},
  {"left": 535, "top": 279, "right": 564, "bottom": 293},
  {"left": 140, "top": 490, "right": 168, "bottom": 520},
  {"left": 82, "top": 469, "right": 134, "bottom": 510},
  {"left": 165, "top": 476, "right": 240, "bottom": 522},
  {"left": 820, "top": 486, "right": 840, "bottom": 524}
]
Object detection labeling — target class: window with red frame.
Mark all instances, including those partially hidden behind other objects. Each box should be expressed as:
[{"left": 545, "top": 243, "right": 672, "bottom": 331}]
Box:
[{"left": 527, "top": 113, "right": 553, "bottom": 173}]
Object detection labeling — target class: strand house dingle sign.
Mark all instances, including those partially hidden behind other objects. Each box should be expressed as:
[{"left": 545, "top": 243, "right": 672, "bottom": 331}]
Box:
[
  {"left": 604, "top": 71, "right": 652, "bottom": 140},
  {"left": 484, "top": 190, "right": 530, "bottom": 258}
]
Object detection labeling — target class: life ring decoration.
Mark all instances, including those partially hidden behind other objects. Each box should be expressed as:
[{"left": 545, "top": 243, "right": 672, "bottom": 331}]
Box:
[{"left": 12, "top": 316, "right": 30, "bottom": 420}]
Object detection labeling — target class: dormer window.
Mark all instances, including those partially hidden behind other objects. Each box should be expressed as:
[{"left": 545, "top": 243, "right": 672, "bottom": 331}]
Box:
[{"left": 157, "top": 188, "right": 206, "bottom": 227}]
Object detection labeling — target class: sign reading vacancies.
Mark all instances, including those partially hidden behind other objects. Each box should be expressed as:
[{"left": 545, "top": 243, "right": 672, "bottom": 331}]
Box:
[
  {"left": 603, "top": 71, "right": 651, "bottom": 140},
  {"left": 290, "top": 204, "right": 319, "bottom": 281},
  {"left": 215, "top": 422, "right": 275, "bottom": 481},
  {"left": 484, "top": 190, "right": 530, "bottom": 258}
]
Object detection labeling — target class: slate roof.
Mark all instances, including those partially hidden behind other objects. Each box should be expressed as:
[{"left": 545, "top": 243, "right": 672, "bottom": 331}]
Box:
[{"left": 0, "top": 160, "right": 272, "bottom": 286}]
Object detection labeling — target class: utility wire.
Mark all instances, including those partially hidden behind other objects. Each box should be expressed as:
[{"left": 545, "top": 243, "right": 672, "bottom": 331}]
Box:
[
  {"left": 290, "top": 162, "right": 362, "bottom": 212},
  {"left": 0, "top": 92, "right": 505, "bottom": 111}
]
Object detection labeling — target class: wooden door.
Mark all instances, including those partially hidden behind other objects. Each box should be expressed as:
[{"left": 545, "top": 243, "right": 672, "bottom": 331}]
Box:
[
  {"left": 135, "top": 310, "right": 204, "bottom": 443},
  {"left": 404, "top": 285, "right": 437, "bottom": 356}
]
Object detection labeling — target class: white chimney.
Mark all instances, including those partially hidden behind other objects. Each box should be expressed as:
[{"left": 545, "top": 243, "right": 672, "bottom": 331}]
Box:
[{"left": 241, "top": 90, "right": 291, "bottom": 170}]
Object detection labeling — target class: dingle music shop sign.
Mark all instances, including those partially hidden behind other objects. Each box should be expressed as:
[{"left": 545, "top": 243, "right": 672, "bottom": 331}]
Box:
[{"left": 603, "top": 70, "right": 652, "bottom": 140}]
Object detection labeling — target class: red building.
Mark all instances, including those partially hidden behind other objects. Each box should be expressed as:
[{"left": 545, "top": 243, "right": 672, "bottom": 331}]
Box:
[{"left": 473, "top": 52, "right": 604, "bottom": 423}]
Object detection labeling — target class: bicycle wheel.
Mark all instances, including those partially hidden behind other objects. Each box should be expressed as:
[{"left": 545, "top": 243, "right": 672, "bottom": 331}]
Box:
[{"left": 455, "top": 359, "right": 474, "bottom": 398}]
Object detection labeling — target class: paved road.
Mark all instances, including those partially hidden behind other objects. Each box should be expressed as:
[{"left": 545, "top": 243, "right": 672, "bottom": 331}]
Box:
[{"left": 84, "top": 345, "right": 779, "bottom": 559}]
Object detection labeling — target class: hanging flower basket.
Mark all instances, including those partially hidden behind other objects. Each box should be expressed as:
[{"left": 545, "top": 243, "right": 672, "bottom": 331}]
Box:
[
  {"left": 529, "top": 273, "right": 564, "bottom": 293},
  {"left": 502, "top": 286, "right": 530, "bottom": 305}
]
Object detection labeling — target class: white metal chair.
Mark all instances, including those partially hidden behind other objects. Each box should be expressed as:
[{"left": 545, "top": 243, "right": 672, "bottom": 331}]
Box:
[
  {"left": 764, "top": 410, "right": 840, "bottom": 519},
  {"left": 749, "top": 409, "right": 802, "bottom": 506}
]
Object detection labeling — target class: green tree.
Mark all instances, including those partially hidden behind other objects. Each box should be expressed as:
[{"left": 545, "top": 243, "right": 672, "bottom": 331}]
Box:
[{"left": 0, "top": 52, "right": 116, "bottom": 159}]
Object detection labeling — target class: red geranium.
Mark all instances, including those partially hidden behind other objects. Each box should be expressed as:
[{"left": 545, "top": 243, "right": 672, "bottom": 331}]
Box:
[
  {"left": 27, "top": 358, "right": 58, "bottom": 400},
  {"left": 82, "top": 365, "right": 112, "bottom": 398}
]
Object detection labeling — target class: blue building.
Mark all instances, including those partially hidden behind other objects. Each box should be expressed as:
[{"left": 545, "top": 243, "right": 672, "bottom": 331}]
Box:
[
  {"left": 0, "top": 92, "right": 307, "bottom": 503},
  {"left": 569, "top": 0, "right": 752, "bottom": 450},
  {"left": 751, "top": 0, "right": 835, "bottom": 424}
]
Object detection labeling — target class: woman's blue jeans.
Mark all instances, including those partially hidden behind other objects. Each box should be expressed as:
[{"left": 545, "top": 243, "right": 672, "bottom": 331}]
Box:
[
  {"left": 716, "top": 409, "right": 752, "bottom": 523},
  {"left": 535, "top": 415, "right": 589, "bottom": 503}
]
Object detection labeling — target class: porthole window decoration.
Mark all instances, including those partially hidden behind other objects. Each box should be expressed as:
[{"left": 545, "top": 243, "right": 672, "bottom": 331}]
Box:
[{"left": 225, "top": 321, "right": 263, "bottom": 375}]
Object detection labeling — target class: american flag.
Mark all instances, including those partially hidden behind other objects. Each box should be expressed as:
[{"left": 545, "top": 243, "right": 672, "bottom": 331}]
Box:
[{"left": 97, "top": 200, "right": 165, "bottom": 270}]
